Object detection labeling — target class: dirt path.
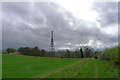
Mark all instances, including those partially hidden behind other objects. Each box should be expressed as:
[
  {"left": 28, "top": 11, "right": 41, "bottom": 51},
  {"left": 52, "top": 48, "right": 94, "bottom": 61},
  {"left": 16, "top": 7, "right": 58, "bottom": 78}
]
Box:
[
  {"left": 34, "top": 59, "right": 90, "bottom": 78},
  {"left": 72, "top": 59, "right": 91, "bottom": 77}
]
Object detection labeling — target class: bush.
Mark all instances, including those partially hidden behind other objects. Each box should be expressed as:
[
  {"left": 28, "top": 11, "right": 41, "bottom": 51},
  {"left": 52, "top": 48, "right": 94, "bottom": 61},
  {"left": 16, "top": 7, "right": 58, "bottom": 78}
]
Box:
[
  {"left": 102, "top": 46, "right": 119, "bottom": 64},
  {"left": 6, "top": 48, "right": 16, "bottom": 53},
  {"left": 95, "top": 56, "right": 98, "bottom": 59}
]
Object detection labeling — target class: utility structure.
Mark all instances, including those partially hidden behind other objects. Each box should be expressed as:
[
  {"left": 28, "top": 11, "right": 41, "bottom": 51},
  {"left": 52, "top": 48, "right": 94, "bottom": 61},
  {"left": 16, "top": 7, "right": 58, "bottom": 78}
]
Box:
[{"left": 49, "top": 30, "right": 55, "bottom": 53}]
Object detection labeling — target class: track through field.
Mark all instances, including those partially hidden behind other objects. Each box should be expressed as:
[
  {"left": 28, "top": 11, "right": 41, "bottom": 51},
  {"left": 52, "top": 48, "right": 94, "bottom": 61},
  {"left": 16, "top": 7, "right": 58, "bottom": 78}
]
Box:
[
  {"left": 35, "top": 58, "right": 91, "bottom": 78},
  {"left": 3, "top": 54, "right": 118, "bottom": 78}
]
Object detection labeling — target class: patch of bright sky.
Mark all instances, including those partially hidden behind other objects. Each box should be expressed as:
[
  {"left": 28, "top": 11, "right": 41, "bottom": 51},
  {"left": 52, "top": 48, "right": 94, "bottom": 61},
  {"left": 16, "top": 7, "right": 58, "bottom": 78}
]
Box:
[
  {"left": 66, "top": 42, "right": 71, "bottom": 45},
  {"left": 58, "top": 47, "right": 70, "bottom": 50},
  {"left": 102, "top": 25, "right": 118, "bottom": 35},
  {"left": 56, "top": 0, "right": 98, "bottom": 22},
  {"left": 96, "top": 21, "right": 118, "bottom": 35},
  {"left": 75, "top": 40, "right": 105, "bottom": 49}
]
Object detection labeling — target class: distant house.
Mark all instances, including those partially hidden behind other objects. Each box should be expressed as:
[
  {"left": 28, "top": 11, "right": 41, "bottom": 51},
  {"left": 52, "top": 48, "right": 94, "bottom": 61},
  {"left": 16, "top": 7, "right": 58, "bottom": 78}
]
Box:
[{"left": 9, "top": 52, "right": 20, "bottom": 55}]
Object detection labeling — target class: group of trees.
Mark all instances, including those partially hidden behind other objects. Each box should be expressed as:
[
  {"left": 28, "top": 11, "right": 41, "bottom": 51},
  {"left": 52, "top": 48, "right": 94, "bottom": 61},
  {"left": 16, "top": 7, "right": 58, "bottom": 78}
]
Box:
[
  {"left": 59, "top": 47, "right": 94, "bottom": 58},
  {"left": 17, "top": 47, "right": 47, "bottom": 56},
  {"left": 6, "top": 48, "right": 16, "bottom": 53},
  {"left": 6, "top": 46, "right": 95, "bottom": 58},
  {"left": 6, "top": 47, "right": 48, "bottom": 57},
  {"left": 59, "top": 49, "right": 81, "bottom": 58}
]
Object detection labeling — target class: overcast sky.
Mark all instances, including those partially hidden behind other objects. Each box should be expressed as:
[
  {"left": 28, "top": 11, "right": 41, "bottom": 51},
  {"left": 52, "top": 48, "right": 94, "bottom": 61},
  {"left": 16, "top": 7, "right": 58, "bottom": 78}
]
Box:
[{"left": 1, "top": 0, "right": 118, "bottom": 51}]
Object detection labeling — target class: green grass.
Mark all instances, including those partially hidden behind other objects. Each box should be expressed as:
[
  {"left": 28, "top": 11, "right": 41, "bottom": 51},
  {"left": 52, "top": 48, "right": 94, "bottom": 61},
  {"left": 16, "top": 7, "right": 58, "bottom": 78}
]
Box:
[
  {"left": 2, "top": 54, "right": 79, "bottom": 78},
  {"left": 0, "top": 53, "right": 2, "bottom": 79},
  {"left": 47, "top": 59, "right": 118, "bottom": 78},
  {"left": 2, "top": 54, "right": 119, "bottom": 78}
]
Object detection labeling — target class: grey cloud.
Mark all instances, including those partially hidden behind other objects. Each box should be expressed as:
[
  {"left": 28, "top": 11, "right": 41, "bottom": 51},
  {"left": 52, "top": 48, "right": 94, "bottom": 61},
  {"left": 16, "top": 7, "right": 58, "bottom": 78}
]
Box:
[
  {"left": 92, "top": 2, "right": 118, "bottom": 27},
  {"left": 2, "top": 2, "right": 118, "bottom": 50},
  {"left": 2, "top": 2, "right": 31, "bottom": 19}
]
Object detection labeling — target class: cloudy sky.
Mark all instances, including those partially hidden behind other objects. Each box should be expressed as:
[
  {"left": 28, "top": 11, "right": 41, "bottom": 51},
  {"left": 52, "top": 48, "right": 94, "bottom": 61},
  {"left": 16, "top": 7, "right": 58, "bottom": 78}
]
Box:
[{"left": 1, "top": 0, "right": 118, "bottom": 51}]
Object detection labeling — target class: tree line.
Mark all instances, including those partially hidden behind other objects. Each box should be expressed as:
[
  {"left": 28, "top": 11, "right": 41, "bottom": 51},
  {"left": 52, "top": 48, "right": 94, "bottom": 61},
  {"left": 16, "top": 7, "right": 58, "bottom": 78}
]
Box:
[{"left": 6, "top": 46, "right": 95, "bottom": 58}]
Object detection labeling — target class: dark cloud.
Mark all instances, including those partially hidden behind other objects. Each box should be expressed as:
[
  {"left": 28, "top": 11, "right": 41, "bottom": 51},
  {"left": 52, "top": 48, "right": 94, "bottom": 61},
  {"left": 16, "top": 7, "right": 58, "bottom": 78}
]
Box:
[
  {"left": 92, "top": 2, "right": 118, "bottom": 27},
  {"left": 2, "top": 2, "right": 118, "bottom": 50}
]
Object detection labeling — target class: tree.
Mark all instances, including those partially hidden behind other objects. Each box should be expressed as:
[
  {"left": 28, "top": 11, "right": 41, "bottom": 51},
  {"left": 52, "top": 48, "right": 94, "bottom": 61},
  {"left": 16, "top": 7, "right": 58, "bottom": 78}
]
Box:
[
  {"left": 66, "top": 49, "right": 70, "bottom": 58},
  {"left": 74, "top": 50, "right": 81, "bottom": 58},
  {"left": 41, "top": 49, "right": 45, "bottom": 57},
  {"left": 80, "top": 48, "right": 84, "bottom": 58},
  {"left": 18, "top": 47, "right": 32, "bottom": 55},
  {"left": 7, "top": 48, "right": 16, "bottom": 53},
  {"left": 84, "top": 47, "right": 93, "bottom": 58},
  {"left": 17, "top": 47, "right": 23, "bottom": 53},
  {"left": 32, "top": 46, "right": 40, "bottom": 56}
]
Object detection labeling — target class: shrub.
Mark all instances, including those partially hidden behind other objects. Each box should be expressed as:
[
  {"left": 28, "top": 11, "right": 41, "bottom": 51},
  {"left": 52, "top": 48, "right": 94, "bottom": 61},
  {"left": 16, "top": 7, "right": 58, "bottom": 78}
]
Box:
[
  {"left": 6, "top": 48, "right": 16, "bottom": 53},
  {"left": 102, "top": 46, "right": 119, "bottom": 64}
]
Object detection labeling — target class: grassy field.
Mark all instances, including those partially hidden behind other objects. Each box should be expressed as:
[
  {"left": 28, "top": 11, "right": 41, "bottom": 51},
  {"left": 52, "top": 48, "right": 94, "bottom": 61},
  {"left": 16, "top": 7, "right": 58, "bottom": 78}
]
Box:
[{"left": 2, "top": 54, "right": 119, "bottom": 78}]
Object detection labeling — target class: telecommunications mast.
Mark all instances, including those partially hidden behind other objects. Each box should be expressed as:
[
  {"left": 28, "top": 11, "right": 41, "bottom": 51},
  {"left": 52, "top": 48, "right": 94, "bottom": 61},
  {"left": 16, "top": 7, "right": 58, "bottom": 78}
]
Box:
[{"left": 49, "top": 30, "right": 55, "bottom": 53}]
